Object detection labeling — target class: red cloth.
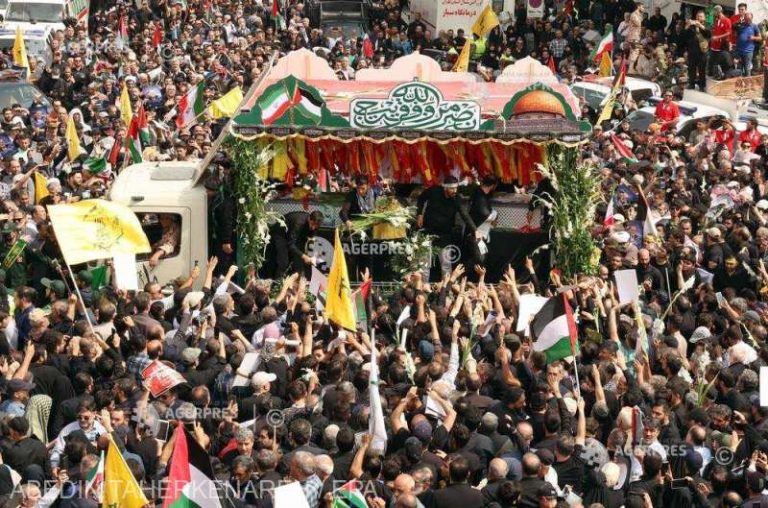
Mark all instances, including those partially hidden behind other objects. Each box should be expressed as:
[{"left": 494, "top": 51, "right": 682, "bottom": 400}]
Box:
[
  {"left": 713, "top": 127, "right": 735, "bottom": 152},
  {"left": 654, "top": 100, "right": 680, "bottom": 131},
  {"left": 739, "top": 129, "right": 762, "bottom": 151},
  {"left": 711, "top": 16, "right": 732, "bottom": 51}
]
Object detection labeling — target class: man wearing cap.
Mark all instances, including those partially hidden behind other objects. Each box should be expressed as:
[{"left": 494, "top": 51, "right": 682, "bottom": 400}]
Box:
[
  {"left": 181, "top": 336, "right": 226, "bottom": 389},
  {"left": 0, "top": 379, "right": 35, "bottom": 417},
  {"left": 416, "top": 176, "right": 477, "bottom": 279}
]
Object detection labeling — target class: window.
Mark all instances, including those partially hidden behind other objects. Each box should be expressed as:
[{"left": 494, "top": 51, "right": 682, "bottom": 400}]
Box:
[
  {"left": 6, "top": 2, "right": 64, "bottom": 23},
  {"left": 135, "top": 212, "right": 182, "bottom": 260}
]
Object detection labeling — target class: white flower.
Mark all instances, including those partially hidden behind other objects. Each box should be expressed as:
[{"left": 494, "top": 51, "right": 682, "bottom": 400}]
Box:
[
  {"left": 243, "top": 237, "right": 250, "bottom": 245},
  {"left": 238, "top": 197, "right": 246, "bottom": 204},
  {"left": 244, "top": 212, "right": 252, "bottom": 220},
  {"left": 405, "top": 245, "right": 414, "bottom": 255},
  {"left": 358, "top": 230, "right": 368, "bottom": 241}
]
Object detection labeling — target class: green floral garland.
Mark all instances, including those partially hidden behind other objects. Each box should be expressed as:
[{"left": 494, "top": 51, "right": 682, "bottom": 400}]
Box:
[
  {"left": 225, "top": 138, "right": 284, "bottom": 271},
  {"left": 536, "top": 145, "right": 601, "bottom": 279}
]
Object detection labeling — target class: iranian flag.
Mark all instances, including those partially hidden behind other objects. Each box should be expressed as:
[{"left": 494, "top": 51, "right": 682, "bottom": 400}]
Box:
[
  {"left": 163, "top": 424, "right": 222, "bottom": 508},
  {"left": 530, "top": 294, "right": 578, "bottom": 364},
  {"left": 84, "top": 451, "right": 104, "bottom": 502},
  {"left": 176, "top": 81, "right": 206, "bottom": 129},
  {"left": 604, "top": 195, "right": 616, "bottom": 226},
  {"left": 333, "top": 480, "right": 367, "bottom": 508},
  {"left": 590, "top": 31, "right": 613, "bottom": 64}
]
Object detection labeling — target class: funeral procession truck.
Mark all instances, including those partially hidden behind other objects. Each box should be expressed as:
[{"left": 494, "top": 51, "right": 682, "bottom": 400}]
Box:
[{"left": 108, "top": 50, "right": 593, "bottom": 286}]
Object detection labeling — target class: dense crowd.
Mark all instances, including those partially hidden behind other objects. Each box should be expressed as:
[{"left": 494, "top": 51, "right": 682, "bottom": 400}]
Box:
[{"left": 1, "top": 0, "right": 768, "bottom": 508}]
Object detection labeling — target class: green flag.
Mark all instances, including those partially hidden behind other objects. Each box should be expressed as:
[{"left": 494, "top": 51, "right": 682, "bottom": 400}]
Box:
[{"left": 90, "top": 265, "right": 107, "bottom": 290}]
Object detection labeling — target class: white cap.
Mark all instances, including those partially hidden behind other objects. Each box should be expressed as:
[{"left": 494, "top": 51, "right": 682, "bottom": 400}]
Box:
[
  {"left": 613, "top": 213, "right": 626, "bottom": 224},
  {"left": 251, "top": 371, "right": 277, "bottom": 387},
  {"left": 611, "top": 231, "right": 630, "bottom": 244},
  {"left": 757, "top": 199, "right": 768, "bottom": 210}
]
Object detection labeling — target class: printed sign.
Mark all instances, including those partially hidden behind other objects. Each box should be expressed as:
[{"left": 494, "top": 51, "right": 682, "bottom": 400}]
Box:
[
  {"left": 142, "top": 360, "right": 186, "bottom": 397},
  {"left": 527, "top": 0, "right": 544, "bottom": 19},
  {"left": 350, "top": 82, "right": 480, "bottom": 131}
]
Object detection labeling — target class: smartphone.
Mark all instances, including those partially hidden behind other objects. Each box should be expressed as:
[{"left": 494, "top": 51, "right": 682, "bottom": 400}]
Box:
[
  {"left": 155, "top": 419, "right": 170, "bottom": 442},
  {"left": 670, "top": 478, "right": 688, "bottom": 489},
  {"left": 194, "top": 260, "right": 199, "bottom": 268},
  {"left": 716, "top": 292, "right": 726, "bottom": 308}
]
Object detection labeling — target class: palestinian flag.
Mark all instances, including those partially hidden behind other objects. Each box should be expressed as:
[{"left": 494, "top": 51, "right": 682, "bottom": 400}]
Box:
[
  {"left": 163, "top": 424, "right": 223, "bottom": 508},
  {"left": 136, "top": 104, "right": 151, "bottom": 145},
  {"left": 610, "top": 134, "right": 638, "bottom": 163},
  {"left": 530, "top": 294, "right": 578, "bottom": 363},
  {"left": 333, "top": 478, "right": 367, "bottom": 508},
  {"left": 272, "top": 0, "right": 285, "bottom": 30},
  {"left": 590, "top": 31, "right": 613, "bottom": 64},
  {"left": 84, "top": 451, "right": 104, "bottom": 501},
  {"left": 295, "top": 87, "right": 323, "bottom": 123},
  {"left": 108, "top": 134, "right": 122, "bottom": 167},
  {"left": 127, "top": 114, "right": 143, "bottom": 163},
  {"left": 176, "top": 80, "right": 206, "bottom": 129},
  {"left": 351, "top": 279, "right": 372, "bottom": 330}
]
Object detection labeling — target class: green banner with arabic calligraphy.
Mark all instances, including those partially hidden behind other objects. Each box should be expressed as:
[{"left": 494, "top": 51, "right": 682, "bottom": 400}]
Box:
[{"left": 2, "top": 239, "right": 26, "bottom": 269}]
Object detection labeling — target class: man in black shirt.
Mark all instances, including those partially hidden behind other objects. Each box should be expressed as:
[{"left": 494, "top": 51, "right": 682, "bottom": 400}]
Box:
[
  {"left": 467, "top": 175, "right": 497, "bottom": 271},
  {"left": 416, "top": 176, "right": 476, "bottom": 279},
  {"left": 270, "top": 210, "right": 323, "bottom": 278}
]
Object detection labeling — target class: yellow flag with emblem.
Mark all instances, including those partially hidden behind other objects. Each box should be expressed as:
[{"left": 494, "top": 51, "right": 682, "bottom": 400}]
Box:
[
  {"left": 12, "top": 26, "right": 28, "bottom": 72},
  {"left": 471, "top": 3, "right": 499, "bottom": 37},
  {"left": 102, "top": 436, "right": 149, "bottom": 508},
  {"left": 325, "top": 228, "right": 357, "bottom": 331},
  {"left": 33, "top": 171, "right": 48, "bottom": 204},
  {"left": 66, "top": 116, "right": 82, "bottom": 161},
  {"left": 209, "top": 86, "right": 244, "bottom": 119},
  {"left": 48, "top": 199, "right": 151, "bottom": 266},
  {"left": 598, "top": 51, "right": 612, "bottom": 77},
  {"left": 120, "top": 83, "right": 133, "bottom": 128},
  {"left": 453, "top": 40, "right": 471, "bottom": 72}
]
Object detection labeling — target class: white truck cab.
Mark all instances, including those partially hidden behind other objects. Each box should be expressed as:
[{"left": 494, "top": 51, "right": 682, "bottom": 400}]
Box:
[
  {"left": 4, "top": 0, "right": 88, "bottom": 35},
  {"left": 108, "top": 161, "right": 208, "bottom": 288}
]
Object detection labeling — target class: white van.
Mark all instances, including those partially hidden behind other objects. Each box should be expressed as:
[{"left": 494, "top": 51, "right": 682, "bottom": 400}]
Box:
[
  {"left": 4, "top": 0, "right": 88, "bottom": 35},
  {"left": 0, "top": 26, "right": 51, "bottom": 64}
]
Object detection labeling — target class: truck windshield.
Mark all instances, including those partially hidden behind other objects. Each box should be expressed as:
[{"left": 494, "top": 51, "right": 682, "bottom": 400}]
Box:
[{"left": 6, "top": 2, "right": 63, "bottom": 22}]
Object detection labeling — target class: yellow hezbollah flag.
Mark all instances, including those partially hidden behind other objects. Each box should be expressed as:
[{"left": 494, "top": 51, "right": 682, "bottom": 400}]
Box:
[
  {"left": 326, "top": 228, "right": 356, "bottom": 330},
  {"left": 472, "top": 4, "right": 499, "bottom": 37},
  {"left": 48, "top": 199, "right": 151, "bottom": 265},
  {"left": 120, "top": 83, "right": 133, "bottom": 128},
  {"left": 599, "top": 51, "right": 612, "bottom": 77},
  {"left": 66, "top": 116, "right": 82, "bottom": 161},
  {"left": 12, "top": 26, "right": 28, "bottom": 71},
  {"left": 209, "top": 86, "right": 243, "bottom": 119},
  {"left": 33, "top": 172, "right": 48, "bottom": 204},
  {"left": 453, "top": 40, "right": 471, "bottom": 72},
  {"left": 102, "top": 436, "right": 149, "bottom": 508}
]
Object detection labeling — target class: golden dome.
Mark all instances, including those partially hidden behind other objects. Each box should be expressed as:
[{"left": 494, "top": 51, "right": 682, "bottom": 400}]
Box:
[{"left": 512, "top": 90, "right": 566, "bottom": 117}]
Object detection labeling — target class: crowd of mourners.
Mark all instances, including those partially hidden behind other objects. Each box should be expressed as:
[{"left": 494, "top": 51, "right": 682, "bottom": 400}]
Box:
[{"left": 3, "top": 0, "right": 768, "bottom": 507}]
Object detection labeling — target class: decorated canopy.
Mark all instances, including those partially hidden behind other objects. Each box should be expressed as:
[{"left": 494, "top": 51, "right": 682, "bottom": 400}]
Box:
[{"left": 229, "top": 51, "right": 590, "bottom": 185}]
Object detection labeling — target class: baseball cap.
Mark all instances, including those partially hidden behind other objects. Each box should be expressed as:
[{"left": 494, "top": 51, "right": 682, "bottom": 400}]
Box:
[
  {"left": 181, "top": 347, "right": 201, "bottom": 364},
  {"left": 537, "top": 482, "right": 558, "bottom": 498},
  {"left": 758, "top": 199, "right": 768, "bottom": 210},
  {"left": 41, "top": 277, "right": 67, "bottom": 297},
  {"left": 182, "top": 291, "right": 205, "bottom": 308},
  {"left": 689, "top": 326, "right": 712, "bottom": 344},
  {"left": 251, "top": 371, "right": 277, "bottom": 387},
  {"left": 77, "top": 270, "right": 93, "bottom": 284},
  {"left": 536, "top": 448, "right": 555, "bottom": 466}
]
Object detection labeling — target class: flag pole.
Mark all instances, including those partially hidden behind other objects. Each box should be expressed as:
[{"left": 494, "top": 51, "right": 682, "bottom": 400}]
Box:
[
  {"left": 572, "top": 356, "right": 582, "bottom": 401},
  {"left": 64, "top": 260, "right": 97, "bottom": 335}
]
